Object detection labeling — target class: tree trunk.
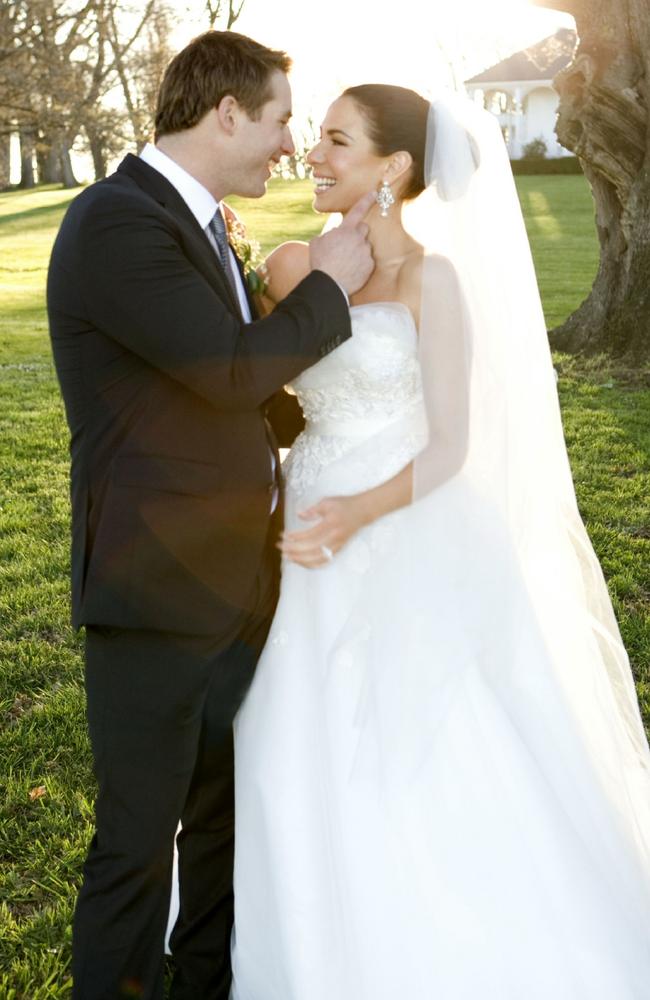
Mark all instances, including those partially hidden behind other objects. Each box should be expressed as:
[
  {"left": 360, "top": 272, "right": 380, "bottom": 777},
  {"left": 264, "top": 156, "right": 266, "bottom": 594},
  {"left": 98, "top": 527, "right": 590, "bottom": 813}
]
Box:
[
  {"left": 18, "top": 126, "right": 36, "bottom": 188},
  {"left": 534, "top": 0, "right": 650, "bottom": 362},
  {"left": 37, "top": 135, "right": 63, "bottom": 184},
  {"left": 60, "top": 141, "right": 78, "bottom": 188},
  {"left": 0, "top": 129, "right": 11, "bottom": 190},
  {"left": 87, "top": 128, "right": 108, "bottom": 180}
]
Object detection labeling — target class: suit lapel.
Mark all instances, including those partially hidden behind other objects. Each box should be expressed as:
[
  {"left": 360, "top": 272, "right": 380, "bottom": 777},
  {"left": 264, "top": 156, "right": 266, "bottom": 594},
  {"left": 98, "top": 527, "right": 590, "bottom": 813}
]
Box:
[{"left": 116, "top": 154, "right": 243, "bottom": 320}]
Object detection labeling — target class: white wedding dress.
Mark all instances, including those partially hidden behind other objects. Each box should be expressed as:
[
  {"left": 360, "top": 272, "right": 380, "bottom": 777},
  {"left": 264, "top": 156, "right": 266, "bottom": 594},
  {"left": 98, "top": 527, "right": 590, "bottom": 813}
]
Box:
[{"left": 229, "top": 302, "right": 650, "bottom": 1000}]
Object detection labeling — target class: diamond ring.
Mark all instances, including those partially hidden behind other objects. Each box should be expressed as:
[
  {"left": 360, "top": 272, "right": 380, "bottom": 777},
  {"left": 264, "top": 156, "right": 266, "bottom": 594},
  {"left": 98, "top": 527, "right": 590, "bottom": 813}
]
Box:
[{"left": 320, "top": 544, "right": 334, "bottom": 562}]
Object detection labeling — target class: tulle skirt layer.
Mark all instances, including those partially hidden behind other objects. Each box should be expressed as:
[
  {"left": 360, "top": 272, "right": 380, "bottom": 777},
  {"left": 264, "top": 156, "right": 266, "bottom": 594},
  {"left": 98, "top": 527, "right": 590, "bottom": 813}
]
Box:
[{"left": 230, "top": 433, "right": 650, "bottom": 1000}]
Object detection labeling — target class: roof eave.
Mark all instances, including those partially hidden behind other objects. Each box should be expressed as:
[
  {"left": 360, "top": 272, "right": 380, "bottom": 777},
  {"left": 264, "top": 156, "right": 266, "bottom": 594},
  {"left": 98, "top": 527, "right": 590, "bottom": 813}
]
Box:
[{"left": 465, "top": 78, "right": 556, "bottom": 87}]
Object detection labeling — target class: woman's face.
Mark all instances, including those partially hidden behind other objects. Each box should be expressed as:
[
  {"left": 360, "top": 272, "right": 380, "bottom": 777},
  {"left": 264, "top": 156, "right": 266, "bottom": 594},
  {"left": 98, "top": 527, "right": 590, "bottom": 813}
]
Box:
[{"left": 307, "top": 97, "right": 388, "bottom": 214}]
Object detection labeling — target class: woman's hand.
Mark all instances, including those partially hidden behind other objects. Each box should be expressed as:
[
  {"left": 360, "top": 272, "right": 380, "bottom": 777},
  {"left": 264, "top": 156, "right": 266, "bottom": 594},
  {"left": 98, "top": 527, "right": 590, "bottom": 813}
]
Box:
[
  {"left": 279, "top": 463, "right": 414, "bottom": 568},
  {"left": 278, "top": 494, "right": 372, "bottom": 568}
]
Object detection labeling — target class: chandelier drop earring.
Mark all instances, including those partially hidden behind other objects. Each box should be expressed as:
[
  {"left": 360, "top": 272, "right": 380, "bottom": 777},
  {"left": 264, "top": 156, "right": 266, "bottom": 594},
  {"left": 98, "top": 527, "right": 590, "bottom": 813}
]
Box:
[{"left": 376, "top": 178, "right": 395, "bottom": 218}]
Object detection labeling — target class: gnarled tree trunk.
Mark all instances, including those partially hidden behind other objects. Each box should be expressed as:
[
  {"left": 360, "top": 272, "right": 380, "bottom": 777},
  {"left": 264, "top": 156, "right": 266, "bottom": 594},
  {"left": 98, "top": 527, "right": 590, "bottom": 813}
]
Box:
[{"left": 535, "top": 0, "right": 650, "bottom": 362}]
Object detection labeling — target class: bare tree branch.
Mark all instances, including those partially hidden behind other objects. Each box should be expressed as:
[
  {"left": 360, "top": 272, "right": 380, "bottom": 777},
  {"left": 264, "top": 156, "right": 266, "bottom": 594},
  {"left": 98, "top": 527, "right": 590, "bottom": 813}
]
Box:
[
  {"left": 227, "top": 0, "right": 245, "bottom": 28},
  {"left": 204, "top": 0, "right": 223, "bottom": 28},
  {"left": 203, "top": 0, "right": 246, "bottom": 29}
]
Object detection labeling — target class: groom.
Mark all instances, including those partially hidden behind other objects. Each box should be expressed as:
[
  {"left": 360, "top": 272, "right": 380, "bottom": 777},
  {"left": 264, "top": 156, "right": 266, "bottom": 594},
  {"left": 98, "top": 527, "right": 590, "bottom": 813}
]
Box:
[{"left": 47, "top": 29, "right": 374, "bottom": 1000}]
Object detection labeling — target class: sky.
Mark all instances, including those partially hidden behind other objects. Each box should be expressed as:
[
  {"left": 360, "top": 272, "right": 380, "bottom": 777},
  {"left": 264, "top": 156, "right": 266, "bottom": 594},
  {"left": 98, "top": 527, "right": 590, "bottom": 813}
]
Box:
[{"left": 172, "top": 0, "right": 575, "bottom": 131}]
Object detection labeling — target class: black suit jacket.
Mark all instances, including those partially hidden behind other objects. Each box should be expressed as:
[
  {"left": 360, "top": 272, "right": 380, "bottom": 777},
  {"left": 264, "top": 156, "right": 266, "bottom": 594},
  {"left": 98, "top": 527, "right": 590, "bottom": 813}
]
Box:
[{"left": 47, "top": 154, "right": 351, "bottom": 636}]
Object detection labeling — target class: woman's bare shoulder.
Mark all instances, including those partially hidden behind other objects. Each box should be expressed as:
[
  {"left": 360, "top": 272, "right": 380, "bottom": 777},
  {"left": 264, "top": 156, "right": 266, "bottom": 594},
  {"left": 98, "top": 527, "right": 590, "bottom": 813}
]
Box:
[
  {"left": 265, "top": 241, "right": 311, "bottom": 303},
  {"left": 402, "top": 251, "right": 460, "bottom": 297}
]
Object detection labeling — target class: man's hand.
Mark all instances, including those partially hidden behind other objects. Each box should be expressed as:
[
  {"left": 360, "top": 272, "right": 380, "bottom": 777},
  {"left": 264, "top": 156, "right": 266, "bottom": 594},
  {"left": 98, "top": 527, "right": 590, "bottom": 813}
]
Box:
[
  {"left": 309, "top": 192, "right": 376, "bottom": 296},
  {"left": 277, "top": 494, "right": 372, "bottom": 568}
]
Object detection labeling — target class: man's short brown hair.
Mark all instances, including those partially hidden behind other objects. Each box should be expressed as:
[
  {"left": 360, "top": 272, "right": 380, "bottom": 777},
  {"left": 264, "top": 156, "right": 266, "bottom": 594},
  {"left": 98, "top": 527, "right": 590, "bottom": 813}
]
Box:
[{"left": 154, "top": 31, "right": 292, "bottom": 140}]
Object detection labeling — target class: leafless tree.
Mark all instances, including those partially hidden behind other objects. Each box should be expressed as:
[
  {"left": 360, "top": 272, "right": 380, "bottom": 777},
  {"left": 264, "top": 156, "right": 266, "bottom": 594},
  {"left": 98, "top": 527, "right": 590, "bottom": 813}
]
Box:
[
  {"left": 82, "top": 0, "right": 173, "bottom": 176},
  {"left": 1, "top": 0, "right": 107, "bottom": 186},
  {"left": 0, "top": 0, "right": 173, "bottom": 187}
]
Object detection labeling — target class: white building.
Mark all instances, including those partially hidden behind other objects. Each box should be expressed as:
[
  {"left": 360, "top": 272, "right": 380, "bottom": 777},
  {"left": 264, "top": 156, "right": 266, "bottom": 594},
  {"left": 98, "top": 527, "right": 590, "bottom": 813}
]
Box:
[{"left": 465, "top": 28, "right": 576, "bottom": 159}]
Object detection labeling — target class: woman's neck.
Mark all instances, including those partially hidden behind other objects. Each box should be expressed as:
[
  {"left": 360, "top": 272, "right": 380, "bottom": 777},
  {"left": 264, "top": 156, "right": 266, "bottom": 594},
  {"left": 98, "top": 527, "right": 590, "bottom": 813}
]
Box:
[
  {"left": 345, "top": 199, "right": 422, "bottom": 311},
  {"left": 362, "top": 201, "right": 415, "bottom": 269}
]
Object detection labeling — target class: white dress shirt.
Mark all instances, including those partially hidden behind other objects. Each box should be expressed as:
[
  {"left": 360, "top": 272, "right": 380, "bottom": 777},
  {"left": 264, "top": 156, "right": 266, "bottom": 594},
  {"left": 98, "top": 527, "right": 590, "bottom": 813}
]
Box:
[{"left": 139, "top": 143, "right": 279, "bottom": 509}]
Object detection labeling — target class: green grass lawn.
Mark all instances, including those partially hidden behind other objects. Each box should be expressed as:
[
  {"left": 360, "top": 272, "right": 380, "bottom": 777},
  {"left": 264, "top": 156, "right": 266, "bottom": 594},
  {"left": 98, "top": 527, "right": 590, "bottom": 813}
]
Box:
[
  {"left": 0, "top": 176, "right": 648, "bottom": 996},
  {"left": 516, "top": 176, "right": 600, "bottom": 329}
]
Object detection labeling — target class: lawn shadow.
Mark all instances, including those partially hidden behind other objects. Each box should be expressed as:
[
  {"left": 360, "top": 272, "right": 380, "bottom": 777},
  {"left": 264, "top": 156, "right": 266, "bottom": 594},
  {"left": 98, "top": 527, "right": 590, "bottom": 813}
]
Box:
[
  {"left": 0, "top": 199, "right": 78, "bottom": 235},
  {"left": 0, "top": 184, "right": 83, "bottom": 209}
]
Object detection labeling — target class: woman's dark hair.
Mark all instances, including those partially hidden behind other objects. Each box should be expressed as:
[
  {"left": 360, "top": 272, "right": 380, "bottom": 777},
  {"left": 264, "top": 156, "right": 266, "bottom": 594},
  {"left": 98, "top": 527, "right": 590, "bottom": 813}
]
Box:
[
  {"left": 342, "top": 84, "right": 429, "bottom": 200},
  {"left": 155, "top": 31, "right": 292, "bottom": 140}
]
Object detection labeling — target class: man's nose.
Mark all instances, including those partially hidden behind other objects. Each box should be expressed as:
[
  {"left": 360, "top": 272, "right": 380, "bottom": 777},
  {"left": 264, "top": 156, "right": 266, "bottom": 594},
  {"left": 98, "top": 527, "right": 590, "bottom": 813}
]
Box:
[{"left": 282, "top": 127, "right": 296, "bottom": 157}]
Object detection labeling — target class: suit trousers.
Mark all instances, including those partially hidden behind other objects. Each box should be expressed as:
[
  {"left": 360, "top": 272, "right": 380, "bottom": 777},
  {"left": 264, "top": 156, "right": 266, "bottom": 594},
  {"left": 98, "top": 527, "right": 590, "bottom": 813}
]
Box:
[{"left": 72, "top": 542, "right": 278, "bottom": 1000}]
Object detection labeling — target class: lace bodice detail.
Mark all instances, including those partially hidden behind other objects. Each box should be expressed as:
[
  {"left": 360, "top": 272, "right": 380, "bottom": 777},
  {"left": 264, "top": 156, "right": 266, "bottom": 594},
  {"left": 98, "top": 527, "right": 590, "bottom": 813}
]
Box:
[
  {"left": 296, "top": 303, "right": 421, "bottom": 425},
  {"left": 284, "top": 303, "right": 427, "bottom": 499}
]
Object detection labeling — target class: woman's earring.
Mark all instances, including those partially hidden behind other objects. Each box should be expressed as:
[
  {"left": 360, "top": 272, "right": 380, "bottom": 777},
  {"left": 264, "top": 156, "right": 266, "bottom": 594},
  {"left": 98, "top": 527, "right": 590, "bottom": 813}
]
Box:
[{"left": 376, "top": 179, "right": 395, "bottom": 217}]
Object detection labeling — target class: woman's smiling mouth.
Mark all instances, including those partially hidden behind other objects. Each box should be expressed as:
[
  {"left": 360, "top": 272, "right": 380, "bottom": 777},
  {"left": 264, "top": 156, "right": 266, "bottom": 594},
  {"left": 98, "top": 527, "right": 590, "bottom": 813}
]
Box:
[{"left": 313, "top": 175, "right": 337, "bottom": 194}]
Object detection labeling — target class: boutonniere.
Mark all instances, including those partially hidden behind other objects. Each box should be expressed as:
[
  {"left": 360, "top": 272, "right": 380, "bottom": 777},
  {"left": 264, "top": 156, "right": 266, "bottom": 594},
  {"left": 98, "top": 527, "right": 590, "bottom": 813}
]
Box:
[{"left": 223, "top": 205, "right": 269, "bottom": 297}]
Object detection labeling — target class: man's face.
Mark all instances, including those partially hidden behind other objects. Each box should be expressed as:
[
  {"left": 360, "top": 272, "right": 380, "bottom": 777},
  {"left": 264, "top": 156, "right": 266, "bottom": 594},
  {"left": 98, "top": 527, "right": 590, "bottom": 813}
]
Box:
[{"left": 232, "top": 71, "right": 295, "bottom": 197}]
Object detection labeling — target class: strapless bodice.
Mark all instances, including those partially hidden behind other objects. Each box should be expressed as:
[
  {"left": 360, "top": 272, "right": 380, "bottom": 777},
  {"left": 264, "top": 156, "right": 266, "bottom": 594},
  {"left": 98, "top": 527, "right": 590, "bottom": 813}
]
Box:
[{"left": 284, "top": 303, "right": 427, "bottom": 500}]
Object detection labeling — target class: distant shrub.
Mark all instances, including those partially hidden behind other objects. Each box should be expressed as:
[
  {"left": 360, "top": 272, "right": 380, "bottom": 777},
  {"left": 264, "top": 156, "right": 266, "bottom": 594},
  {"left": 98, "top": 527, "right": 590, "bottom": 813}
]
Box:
[{"left": 522, "top": 137, "right": 549, "bottom": 159}]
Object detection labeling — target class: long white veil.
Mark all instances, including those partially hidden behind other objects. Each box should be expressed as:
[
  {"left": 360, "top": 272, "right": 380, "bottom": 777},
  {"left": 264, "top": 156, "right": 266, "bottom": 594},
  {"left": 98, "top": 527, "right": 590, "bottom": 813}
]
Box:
[{"left": 341, "top": 92, "right": 650, "bottom": 921}]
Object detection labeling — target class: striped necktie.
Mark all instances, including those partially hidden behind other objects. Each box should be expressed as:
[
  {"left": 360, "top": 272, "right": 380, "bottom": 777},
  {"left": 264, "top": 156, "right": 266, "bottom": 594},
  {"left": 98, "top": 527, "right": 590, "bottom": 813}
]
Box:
[{"left": 207, "top": 209, "right": 239, "bottom": 300}]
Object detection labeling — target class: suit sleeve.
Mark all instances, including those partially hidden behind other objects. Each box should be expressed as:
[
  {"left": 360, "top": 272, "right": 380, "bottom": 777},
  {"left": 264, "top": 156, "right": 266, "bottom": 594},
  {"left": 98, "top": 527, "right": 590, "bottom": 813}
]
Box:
[{"left": 69, "top": 194, "right": 351, "bottom": 411}]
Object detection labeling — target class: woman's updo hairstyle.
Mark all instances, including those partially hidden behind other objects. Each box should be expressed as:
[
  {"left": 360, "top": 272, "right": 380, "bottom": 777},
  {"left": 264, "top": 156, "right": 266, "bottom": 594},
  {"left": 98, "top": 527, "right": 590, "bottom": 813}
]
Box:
[{"left": 342, "top": 84, "right": 430, "bottom": 201}]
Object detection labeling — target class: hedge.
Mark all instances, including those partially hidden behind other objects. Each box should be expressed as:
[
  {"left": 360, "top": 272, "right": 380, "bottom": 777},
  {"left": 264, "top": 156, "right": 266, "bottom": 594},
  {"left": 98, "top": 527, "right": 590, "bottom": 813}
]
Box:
[{"left": 510, "top": 157, "right": 583, "bottom": 176}]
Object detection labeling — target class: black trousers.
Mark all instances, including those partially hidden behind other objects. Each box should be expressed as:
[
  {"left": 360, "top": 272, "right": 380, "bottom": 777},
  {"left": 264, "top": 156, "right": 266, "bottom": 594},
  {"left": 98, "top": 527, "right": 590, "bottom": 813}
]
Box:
[{"left": 72, "top": 553, "right": 277, "bottom": 1000}]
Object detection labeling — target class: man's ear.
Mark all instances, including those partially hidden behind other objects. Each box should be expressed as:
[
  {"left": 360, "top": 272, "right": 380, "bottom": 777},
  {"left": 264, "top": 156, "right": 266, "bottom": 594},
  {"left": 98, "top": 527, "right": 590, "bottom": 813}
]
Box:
[{"left": 215, "top": 95, "right": 241, "bottom": 135}]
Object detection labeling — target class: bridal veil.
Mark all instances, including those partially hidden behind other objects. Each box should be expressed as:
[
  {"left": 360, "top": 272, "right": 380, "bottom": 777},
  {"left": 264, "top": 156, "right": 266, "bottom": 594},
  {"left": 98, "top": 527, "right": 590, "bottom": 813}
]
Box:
[{"left": 343, "top": 92, "right": 650, "bottom": 917}]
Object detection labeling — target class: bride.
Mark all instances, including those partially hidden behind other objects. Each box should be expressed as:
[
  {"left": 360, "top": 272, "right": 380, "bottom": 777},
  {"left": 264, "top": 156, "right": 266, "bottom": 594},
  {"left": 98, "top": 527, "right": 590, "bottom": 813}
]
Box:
[{"left": 229, "top": 85, "right": 650, "bottom": 999}]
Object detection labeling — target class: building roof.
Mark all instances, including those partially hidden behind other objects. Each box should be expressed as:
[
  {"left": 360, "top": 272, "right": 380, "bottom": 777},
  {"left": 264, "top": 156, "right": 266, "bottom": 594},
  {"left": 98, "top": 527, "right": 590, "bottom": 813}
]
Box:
[{"left": 465, "top": 28, "right": 576, "bottom": 85}]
